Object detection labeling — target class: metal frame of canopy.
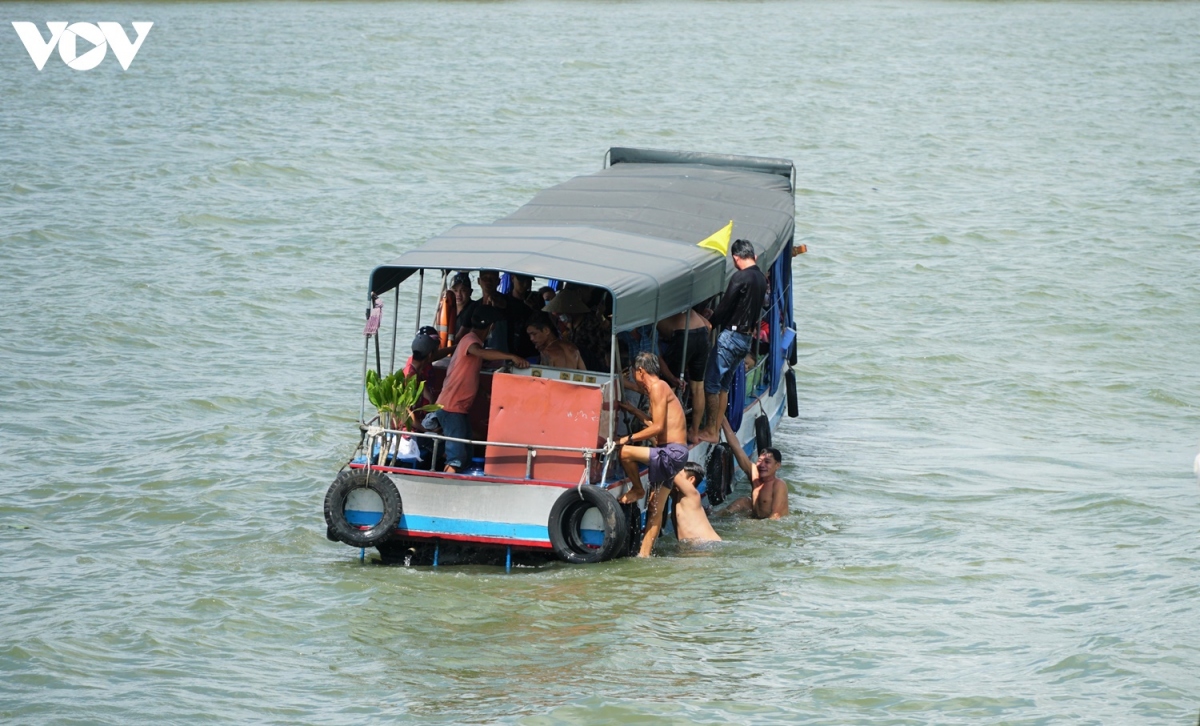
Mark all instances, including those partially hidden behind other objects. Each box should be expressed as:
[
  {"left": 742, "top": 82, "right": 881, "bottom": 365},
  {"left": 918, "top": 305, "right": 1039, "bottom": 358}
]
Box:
[
  {"left": 368, "top": 224, "right": 728, "bottom": 333},
  {"left": 365, "top": 223, "right": 733, "bottom": 458}
]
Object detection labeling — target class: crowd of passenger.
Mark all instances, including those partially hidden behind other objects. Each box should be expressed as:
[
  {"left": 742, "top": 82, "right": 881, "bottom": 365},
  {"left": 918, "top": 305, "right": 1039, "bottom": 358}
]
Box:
[{"left": 396, "top": 239, "right": 788, "bottom": 557}]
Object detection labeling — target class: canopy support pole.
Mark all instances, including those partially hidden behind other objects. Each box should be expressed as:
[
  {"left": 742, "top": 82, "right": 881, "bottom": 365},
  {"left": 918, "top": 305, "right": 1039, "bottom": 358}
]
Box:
[
  {"left": 360, "top": 334, "right": 369, "bottom": 422},
  {"left": 374, "top": 331, "right": 382, "bottom": 378},
  {"left": 607, "top": 332, "right": 618, "bottom": 446},
  {"left": 679, "top": 310, "right": 690, "bottom": 401},
  {"left": 414, "top": 269, "right": 425, "bottom": 335},
  {"left": 389, "top": 286, "right": 400, "bottom": 375}
]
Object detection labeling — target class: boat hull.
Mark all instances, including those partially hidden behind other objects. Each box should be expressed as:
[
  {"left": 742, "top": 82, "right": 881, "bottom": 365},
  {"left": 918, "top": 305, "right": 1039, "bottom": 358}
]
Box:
[{"left": 343, "top": 380, "right": 788, "bottom": 554}]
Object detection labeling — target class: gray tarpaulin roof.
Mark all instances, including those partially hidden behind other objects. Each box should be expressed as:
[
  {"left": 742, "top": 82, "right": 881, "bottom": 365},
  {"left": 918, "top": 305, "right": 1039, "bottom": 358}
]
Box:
[{"left": 370, "top": 148, "right": 795, "bottom": 332}]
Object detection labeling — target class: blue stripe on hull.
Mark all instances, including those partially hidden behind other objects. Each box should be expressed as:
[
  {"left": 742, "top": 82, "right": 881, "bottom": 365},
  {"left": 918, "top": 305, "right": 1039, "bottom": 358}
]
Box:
[{"left": 399, "top": 513, "right": 550, "bottom": 543}]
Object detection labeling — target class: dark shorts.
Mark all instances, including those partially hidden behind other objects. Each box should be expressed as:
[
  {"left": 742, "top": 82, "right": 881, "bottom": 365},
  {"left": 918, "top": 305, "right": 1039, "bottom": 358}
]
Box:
[
  {"left": 664, "top": 328, "right": 710, "bottom": 382},
  {"left": 648, "top": 443, "right": 689, "bottom": 487}
]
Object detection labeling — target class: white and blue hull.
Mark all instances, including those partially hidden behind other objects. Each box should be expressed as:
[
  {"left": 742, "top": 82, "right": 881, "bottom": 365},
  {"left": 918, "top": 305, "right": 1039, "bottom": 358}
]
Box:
[{"left": 345, "top": 380, "right": 788, "bottom": 553}]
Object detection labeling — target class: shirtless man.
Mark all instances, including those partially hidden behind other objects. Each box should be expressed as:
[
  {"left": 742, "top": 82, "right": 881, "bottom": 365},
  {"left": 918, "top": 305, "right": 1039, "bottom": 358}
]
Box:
[
  {"left": 652, "top": 462, "right": 721, "bottom": 552},
  {"left": 719, "top": 417, "right": 789, "bottom": 519},
  {"left": 656, "top": 307, "right": 712, "bottom": 444},
  {"left": 525, "top": 312, "right": 585, "bottom": 370},
  {"left": 615, "top": 352, "right": 688, "bottom": 508}
]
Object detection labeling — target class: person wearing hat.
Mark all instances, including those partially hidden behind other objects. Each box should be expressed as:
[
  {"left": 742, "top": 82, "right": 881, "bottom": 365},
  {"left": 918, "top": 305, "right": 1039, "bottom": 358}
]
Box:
[
  {"left": 544, "top": 286, "right": 611, "bottom": 373},
  {"left": 434, "top": 306, "right": 530, "bottom": 473}
]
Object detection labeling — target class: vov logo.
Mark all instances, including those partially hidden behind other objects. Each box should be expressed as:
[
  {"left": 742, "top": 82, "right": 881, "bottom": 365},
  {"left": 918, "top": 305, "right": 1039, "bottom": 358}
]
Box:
[{"left": 12, "top": 22, "right": 153, "bottom": 71}]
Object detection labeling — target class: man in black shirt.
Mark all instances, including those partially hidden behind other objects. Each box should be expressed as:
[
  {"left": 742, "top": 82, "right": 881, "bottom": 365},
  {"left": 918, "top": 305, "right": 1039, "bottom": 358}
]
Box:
[
  {"left": 697, "top": 239, "right": 768, "bottom": 444},
  {"left": 459, "top": 270, "right": 536, "bottom": 358}
]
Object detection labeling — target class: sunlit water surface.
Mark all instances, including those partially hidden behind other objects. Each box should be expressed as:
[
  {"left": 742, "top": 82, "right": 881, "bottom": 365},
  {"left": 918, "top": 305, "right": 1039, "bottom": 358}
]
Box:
[{"left": 2, "top": 2, "right": 1198, "bottom": 724}]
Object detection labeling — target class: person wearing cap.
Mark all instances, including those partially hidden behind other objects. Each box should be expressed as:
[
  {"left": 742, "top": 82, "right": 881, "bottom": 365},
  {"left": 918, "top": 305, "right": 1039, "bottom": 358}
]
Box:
[
  {"left": 435, "top": 306, "right": 530, "bottom": 473},
  {"left": 544, "top": 286, "right": 611, "bottom": 373},
  {"left": 696, "top": 239, "right": 768, "bottom": 444},
  {"left": 401, "top": 328, "right": 441, "bottom": 404}
]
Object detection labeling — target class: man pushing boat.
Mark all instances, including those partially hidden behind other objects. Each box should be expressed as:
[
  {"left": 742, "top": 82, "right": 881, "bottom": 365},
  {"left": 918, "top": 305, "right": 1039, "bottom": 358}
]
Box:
[
  {"left": 639, "top": 461, "right": 722, "bottom": 557},
  {"left": 718, "top": 418, "right": 789, "bottom": 519}
]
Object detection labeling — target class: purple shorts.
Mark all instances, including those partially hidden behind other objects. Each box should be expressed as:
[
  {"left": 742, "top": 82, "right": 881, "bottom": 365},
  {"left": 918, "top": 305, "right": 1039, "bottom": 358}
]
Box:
[{"left": 648, "top": 443, "right": 689, "bottom": 487}]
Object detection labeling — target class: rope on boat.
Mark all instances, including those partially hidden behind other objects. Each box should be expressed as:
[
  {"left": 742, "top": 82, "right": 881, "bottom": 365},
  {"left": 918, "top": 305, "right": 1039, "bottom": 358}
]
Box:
[
  {"left": 336, "top": 424, "right": 371, "bottom": 476},
  {"left": 597, "top": 439, "right": 617, "bottom": 492},
  {"left": 576, "top": 452, "right": 594, "bottom": 499}
]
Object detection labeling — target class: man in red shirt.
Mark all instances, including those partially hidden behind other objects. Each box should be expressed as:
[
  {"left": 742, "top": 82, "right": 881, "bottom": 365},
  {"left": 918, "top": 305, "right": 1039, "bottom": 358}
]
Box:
[
  {"left": 403, "top": 327, "right": 439, "bottom": 378},
  {"left": 435, "top": 307, "right": 529, "bottom": 472}
]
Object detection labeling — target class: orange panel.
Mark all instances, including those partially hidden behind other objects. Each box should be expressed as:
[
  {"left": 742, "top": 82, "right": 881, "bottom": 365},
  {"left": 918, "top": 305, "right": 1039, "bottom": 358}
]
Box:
[{"left": 485, "top": 374, "right": 602, "bottom": 484}]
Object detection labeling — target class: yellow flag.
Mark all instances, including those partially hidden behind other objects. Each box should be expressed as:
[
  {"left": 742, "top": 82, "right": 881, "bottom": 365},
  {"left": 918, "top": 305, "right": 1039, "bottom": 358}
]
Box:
[{"left": 696, "top": 220, "right": 733, "bottom": 256}]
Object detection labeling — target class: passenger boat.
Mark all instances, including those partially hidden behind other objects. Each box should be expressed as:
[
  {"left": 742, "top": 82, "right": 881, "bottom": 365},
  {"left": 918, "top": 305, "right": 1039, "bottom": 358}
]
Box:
[{"left": 323, "top": 148, "right": 800, "bottom": 566}]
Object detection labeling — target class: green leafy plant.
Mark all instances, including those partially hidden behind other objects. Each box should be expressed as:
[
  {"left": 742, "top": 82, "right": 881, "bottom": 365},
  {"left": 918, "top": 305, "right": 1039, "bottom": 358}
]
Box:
[{"left": 365, "top": 369, "right": 441, "bottom": 432}]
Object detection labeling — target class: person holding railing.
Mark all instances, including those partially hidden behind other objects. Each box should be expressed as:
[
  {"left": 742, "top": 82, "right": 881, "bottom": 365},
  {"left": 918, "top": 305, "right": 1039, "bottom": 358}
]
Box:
[
  {"left": 434, "top": 306, "right": 530, "bottom": 473},
  {"left": 718, "top": 417, "right": 788, "bottom": 520},
  {"left": 696, "top": 239, "right": 768, "bottom": 444},
  {"left": 615, "top": 352, "right": 689, "bottom": 506}
]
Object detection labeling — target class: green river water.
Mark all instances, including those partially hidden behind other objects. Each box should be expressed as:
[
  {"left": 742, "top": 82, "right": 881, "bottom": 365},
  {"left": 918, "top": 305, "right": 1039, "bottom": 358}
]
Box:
[{"left": 1, "top": 2, "right": 1198, "bottom": 723}]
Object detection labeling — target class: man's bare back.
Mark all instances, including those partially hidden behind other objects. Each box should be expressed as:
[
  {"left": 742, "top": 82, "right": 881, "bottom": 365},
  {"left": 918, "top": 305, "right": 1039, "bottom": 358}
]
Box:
[
  {"left": 540, "top": 338, "right": 585, "bottom": 370},
  {"left": 656, "top": 309, "right": 711, "bottom": 337},
  {"left": 649, "top": 377, "right": 688, "bottom": 446},
  {"left": 616, "top": 353, "right": 687, "bottom": 506},
  {"left": 670, "top": 466, "right": 721, "bottom": 543}
]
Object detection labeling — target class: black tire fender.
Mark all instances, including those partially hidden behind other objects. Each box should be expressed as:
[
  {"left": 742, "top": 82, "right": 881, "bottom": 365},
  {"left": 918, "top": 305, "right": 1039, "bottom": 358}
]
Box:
[
  {"left": 785, "top": 368, "right": 799, "bottom": 418},
  {"left": 705, "top": 443, "right": 734, "bottom": 506},
  {"left": 621, "top": 501, "right": 643, "bottom": 558},
  {"left": 788, "top": 338, "right": 798, "bottom": 367},
  {"left": 324, "top": 468, "right": 402, "bottom": 548},
  {"left": 548, "top": 486, "right": 628, "bottom": 564},
  {"left": 755, "top": 413, "right": 773, "bottom": 451}
]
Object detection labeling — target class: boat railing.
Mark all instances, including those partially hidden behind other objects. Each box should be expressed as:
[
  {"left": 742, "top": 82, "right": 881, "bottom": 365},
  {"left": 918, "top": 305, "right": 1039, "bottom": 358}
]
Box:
[{"left": 360, "top": 424, "right": 607, "bottom": 480}]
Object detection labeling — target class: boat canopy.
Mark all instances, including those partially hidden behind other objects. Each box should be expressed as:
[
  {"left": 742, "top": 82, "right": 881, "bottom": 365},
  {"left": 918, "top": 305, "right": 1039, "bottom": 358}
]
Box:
[{"left": 369, "top": 148, "right": 796, "bottom": 332}]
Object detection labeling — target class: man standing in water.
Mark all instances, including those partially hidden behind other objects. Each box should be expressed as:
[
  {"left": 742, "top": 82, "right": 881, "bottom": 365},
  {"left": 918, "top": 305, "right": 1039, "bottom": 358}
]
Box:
[
  {"left": 636, "top": 461, "right": 722, "bottom": 557},
  {"left": 719, "top": 418, "right": 789, "bottom": 519},
  {"left": 616, "top": 352, "right": 689, "bottom": 506}
]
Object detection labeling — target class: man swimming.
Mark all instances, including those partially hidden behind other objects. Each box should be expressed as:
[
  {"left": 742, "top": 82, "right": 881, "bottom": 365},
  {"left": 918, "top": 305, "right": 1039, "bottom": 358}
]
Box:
[
  {"left": 719, "top": 418, "right": 789, "bottom": 519},
  {"left": 637, "top": 461, "right": 722, "bottom": 556},
  {"left": 616, "top": 352, "right": 688, "bottom": 506}
]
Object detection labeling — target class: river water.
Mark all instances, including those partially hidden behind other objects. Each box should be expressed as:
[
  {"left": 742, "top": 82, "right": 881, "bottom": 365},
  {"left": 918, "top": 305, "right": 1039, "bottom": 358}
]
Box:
[{"left": 2, "top": 2, "right": 1198, "bottom": 723}]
